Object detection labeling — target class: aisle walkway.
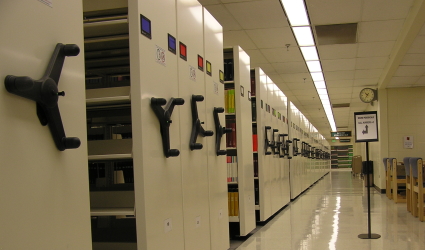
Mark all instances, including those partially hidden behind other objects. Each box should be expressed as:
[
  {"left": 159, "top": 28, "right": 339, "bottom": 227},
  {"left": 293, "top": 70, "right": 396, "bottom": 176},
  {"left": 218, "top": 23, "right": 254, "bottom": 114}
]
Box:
[{"left": 233, "top": 169, "right": 425, "bottom": 250}]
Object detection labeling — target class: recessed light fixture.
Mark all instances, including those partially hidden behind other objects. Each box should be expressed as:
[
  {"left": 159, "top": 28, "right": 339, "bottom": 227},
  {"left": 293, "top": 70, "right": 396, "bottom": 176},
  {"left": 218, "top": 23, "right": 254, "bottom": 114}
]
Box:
[{"left": 279, "top": 0, "right": 337, "bottom": 133}]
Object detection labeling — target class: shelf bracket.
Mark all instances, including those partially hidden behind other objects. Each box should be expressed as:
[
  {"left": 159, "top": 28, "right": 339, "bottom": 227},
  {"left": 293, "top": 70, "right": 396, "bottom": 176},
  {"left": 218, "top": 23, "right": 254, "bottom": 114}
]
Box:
[
  {"left": 264, "top": 126, "right": 272, "bottom": 155},
  {"left": 151, "top": 97, "right": 184, "bottom": 158},
  {"left": 213, "top": 107, "right": 231, "bottom": 156},
  {"left": 190, "top": 95, "right": 214, "bottom": 151},
  {"left": 4, "top": 43, "right": 81, "bottom": 151}
]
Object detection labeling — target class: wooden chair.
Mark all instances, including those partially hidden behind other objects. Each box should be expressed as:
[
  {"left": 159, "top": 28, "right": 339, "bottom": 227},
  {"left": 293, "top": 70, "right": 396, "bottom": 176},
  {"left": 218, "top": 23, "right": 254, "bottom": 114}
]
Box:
[
  {"left": 403, "top": 157, "right": 411, "bottom": 213},
  {"left": 391, "top": 158, "right": 406, "bottom": 203},
  {"left": 383, "top": 158, "right": 391, "bottom": 199},
  {"left": 410, "top": 157, "right": 423, "bottom": 219},
  {"left": 418, "top": 158, "right": 425, "bottom": 222}
]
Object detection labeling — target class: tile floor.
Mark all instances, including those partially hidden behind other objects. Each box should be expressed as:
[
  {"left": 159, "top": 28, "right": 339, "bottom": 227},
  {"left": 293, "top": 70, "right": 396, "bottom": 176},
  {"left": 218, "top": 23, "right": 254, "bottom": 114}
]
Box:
[{"left": 230, "top": 169, "right": 425, "bottom": 250}]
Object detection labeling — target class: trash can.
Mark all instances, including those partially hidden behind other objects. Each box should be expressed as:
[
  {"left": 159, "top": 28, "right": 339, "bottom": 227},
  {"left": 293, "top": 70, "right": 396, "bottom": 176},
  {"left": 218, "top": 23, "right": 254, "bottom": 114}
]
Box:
[{"left": 362, "top": 161, "right": 373, "bottom": 187}]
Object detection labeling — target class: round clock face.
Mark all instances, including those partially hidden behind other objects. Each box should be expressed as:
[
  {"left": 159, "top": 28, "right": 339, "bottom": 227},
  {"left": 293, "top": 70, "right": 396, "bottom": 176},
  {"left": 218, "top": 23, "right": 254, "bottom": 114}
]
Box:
[{"left": 359, "top": 88, "right": 375, "bottom": 103}]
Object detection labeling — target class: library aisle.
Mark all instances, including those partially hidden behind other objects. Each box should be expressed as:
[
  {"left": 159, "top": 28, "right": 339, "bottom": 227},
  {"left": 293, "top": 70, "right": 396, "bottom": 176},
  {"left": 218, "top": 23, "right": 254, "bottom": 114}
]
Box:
[{"left": 231, "top": 169, "right": 425, "bottom": 250}]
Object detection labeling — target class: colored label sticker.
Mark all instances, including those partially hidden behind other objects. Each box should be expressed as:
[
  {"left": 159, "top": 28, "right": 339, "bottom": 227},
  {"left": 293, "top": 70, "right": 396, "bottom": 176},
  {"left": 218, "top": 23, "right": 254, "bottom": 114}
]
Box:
[
  {"left": 198, "top": 55, "right": 204, "bottom": 71},
  {"left": 206, "top": 61, "right": 212, "bottom": 76},
  {"left": 179, "top": 42, "right": 187, "bottom": 61},
  {"left": 141, "top": 14, "right": 152, "bottom": 39},
  {"left": 168, "top": 34, "right": 176, "bottom": 54}
]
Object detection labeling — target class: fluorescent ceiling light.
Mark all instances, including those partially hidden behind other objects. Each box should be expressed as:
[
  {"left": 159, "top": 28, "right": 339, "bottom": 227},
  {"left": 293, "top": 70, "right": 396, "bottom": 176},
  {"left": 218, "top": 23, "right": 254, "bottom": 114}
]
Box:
[
  {"left": 311, "top": 72, "right": 324, "bottom": 81},
  {"left": 300, "top": 46, "right": 319, "bottom": 61},
  {"left": 314, "top": 81, "right": 326, "bottom": 89},
  {"left": 306, "top": 61, "right": 322, "bottom": 72},
  {"left": 319, "top": 94, "right": 329, "bottom": 100},
  {"left": 317, "top": 88, "right": 327, "bottom": 95},
  {"left": 280, "top": 0, "right": 309, "bottom": 26},
  {"left": 293, "top": 27, "right": 315, "bottom": 46}
]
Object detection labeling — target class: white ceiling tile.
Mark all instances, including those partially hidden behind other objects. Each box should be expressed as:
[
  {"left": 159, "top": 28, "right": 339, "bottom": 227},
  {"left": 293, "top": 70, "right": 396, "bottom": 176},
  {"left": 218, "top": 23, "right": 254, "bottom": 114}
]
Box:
[
  {"left": 361, "top": 0, "right": 414, "bottom": 21},
  {"left": 388, "top": 76, "right": 420, "bottom": 87},
  {"left": 202, "top": 4, "right": 242, "bottom": 31},
  {"left": 198, "top": 0, "right": 221, "bottom": 5},
  {"left": 394, "top": 66, "right": 425, "bottom": 77},
  {"left": 252, "top": 63, "right": 276, "bottom": 74},
  {"left": 322, "top": 59, "right": 356, "bottom": 71},
  {"left": 244, "top": 49, "right": 268, "bottom": 64},
  {"left": 355, "top": 69, "right": 383, "bottom": 79},
  {"left": 223, "top": 30, "right": 257, "bottom": 49},
  {"left": 285, "top": 81, "right": 314, "bottom": 90},
  {"left": 355, "top": 57, "right": 388, "bottom": 69},
  {"left": 279, "top": 73, "right": 311, "bottom": 83},
  {"left": 245, "top": 27, "right": 295, "bottom": 49},
  {"left": 317, "top": 44, "right": 357, "bottom": 60},
  {"left": 357, "top": 41, "right": 395, "bottom": 57},
  {"left": 328, "top": 87, "right": 353, "bottom": 95},
  {"left": 419, "top": 23, "right": 425, "bottom": 35},
  {"left": 353, "top": 78, "right": 379, "bottom": 87},
  {"left": 407, "top": 36, "right": 425, "bottom": 54},
  {"left": 225, "top": 0, "right": 288, "bottom": 30},
  {"left": 260, "top": 47, "right": 304, "bottom": 63},
  {"left": 273, "top": 62, "right": 308, "bottom": 74},
  {"left": 307, "top": 0, "right": 362, "bottom": 25},
  {"left": 330, "top": 94, "right": 352, "bottom": 101},
  {"left": 414, "top": 76, "right": 425, "bottom": 86},
  {"left": 326, "top": 79, "right": 354, "bottom": 87},
  {"left": 401, "top": 53, "right": 425, "bottom": 66},
  {"left": 358, "top": 19, "right": 405, "bottom": 43},
  {"left": 324, "top": 70, "right": 355, "bottom": 81}
]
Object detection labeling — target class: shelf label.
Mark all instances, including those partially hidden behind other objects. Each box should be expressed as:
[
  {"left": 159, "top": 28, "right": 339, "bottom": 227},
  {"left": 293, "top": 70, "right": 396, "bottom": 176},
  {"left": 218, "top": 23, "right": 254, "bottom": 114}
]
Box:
[
  {"left": 206, "top": 61, "right": 212, "bottom": 76},
  {"left": 198, "top": 55, "right": 204, "bottom": 71},
  {"left": 179, "top": 42, "right": 187, "bottom": 61},
  {"left": 189, "top": 65, "right": 196, "bottom": 82},
  {"left": 214, "top": 81, "right": 219, "bottom": 95},
  {"left": 168, "top": 34, "right": 176, "bottom": 54},
  {"left": 155, "top": 45, "right": 166, "bottom": 66}
]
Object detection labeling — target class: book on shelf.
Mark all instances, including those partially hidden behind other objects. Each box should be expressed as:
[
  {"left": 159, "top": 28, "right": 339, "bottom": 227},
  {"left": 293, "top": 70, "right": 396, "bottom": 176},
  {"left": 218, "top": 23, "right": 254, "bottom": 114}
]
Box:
[
  {"left": 252, "top": 134, "right": 258, "bottom": 152},
  {"left": 228, "top": 188, "right": 239, "bottom": 216},
  {"left": 227, "top": 156, "right": 238, "bottom": 182},
  {"left": 251, "top": 100, "right": 256, "bottom": 122},
  {"left": 250, "top": 74, "right": 256, "bottom": 96},
  {"left": 253, "top": 154, "right": 258, "bottom": 177},
  {"left": 224, "top": 88, "right": 235, "bottom": 113},
  {"left": 225, "top": 118, "right": 236, "bottom": 148},
  {"left": 224, "top": 58, "right": 234, "bottom": 81}
]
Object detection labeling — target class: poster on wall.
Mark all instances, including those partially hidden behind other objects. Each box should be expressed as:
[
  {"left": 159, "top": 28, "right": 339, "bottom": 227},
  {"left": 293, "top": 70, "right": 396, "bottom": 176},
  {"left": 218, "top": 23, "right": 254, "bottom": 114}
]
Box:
[
  {"left": 404, "top": 136, "right": 413, "bottom": 149},
  {"left": 354, "top": 111, "right": 379, "bottom": 142}
]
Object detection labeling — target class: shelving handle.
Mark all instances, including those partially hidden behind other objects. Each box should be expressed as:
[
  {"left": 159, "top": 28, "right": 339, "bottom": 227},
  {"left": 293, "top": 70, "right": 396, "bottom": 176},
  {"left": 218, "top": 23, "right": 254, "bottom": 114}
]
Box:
[
  {"left": 4, "top": 43, "right": 81, "bottom": 151},
  {"left": 190, "top": 95, "right": 214, "bottom": 151},
  {"left": 213, "top": 107, "right": 230, "bottom": 156},
  {"left": 151, "top": 97, "right": 185, "bottom": 158}
]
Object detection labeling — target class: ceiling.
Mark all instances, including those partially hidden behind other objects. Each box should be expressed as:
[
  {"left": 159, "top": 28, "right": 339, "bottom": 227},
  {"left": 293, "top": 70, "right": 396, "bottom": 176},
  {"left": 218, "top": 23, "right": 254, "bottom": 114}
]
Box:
[{"left": 199, "top": 0, "right": 425, "bottom": 139}]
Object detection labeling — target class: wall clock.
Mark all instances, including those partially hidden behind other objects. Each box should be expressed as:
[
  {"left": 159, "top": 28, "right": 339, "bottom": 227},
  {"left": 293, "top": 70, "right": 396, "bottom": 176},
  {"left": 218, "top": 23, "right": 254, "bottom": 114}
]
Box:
[{"left": 359, "top": 88, "right": 377, "bottom": 103}]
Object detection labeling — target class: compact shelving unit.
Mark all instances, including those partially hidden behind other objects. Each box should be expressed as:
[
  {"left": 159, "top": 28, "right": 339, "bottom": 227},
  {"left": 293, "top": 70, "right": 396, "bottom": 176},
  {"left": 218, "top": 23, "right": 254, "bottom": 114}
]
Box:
[
  {"left": 331, "top": 145, "right": 353, "bottom": 168},
  {"left": 83, "top": 1, "right": 229, "bottom": 249},
  {"left": 223, "top": 46, "right": 256, "bottom": 237}
]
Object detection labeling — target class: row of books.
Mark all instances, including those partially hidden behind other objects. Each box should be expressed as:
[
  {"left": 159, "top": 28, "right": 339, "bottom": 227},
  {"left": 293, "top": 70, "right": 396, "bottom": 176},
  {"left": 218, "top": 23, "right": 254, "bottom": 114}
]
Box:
[
  {"left": 85, "top": 75, "right": 130, "bottom": 89},
  {"left": 250, "top": 74, "right": 256, "bottom": 97},
  {"left": 225, "top": 118, "right": 236, "bottom": 148},
  {"left": 224, "top": 89, "right": 236, "bottom": 113},
  {"left": 227, "top": 156, "right": 238, "bottom": 183},
  {"left": 223, "top": 58, "right": 234, "bottom": 81},
  {"left": 88, "top": 162, "right": 134, "bottom": 186},
  {"left": 228, "top": 188, "right": 239, "bottom": 216},
  {"left": 252, "top": 134, "right": 258, "bottom": 152}
]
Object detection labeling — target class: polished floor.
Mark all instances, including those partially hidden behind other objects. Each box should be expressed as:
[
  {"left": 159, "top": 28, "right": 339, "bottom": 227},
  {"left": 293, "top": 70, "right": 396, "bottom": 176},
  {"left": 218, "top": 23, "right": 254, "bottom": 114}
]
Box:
[{"left": 232, "top": 169, "right": 425, "bottom": 250}]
